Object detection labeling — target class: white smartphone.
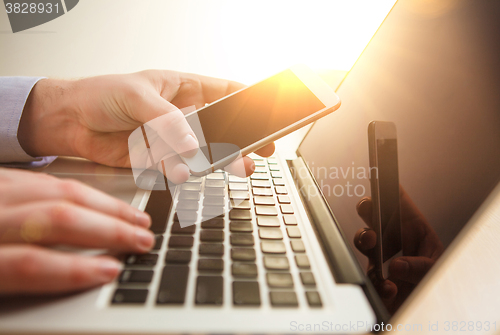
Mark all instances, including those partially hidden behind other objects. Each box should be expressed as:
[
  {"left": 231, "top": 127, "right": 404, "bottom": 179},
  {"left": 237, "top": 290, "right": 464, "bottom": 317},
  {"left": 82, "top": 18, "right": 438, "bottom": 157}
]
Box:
[{"left": 182, "top": 64, "right": 341, "bottom": 176}]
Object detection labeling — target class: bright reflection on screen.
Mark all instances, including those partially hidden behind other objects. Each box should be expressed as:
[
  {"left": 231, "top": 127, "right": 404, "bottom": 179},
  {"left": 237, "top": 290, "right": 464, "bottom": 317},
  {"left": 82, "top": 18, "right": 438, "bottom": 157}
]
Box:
[{"left": 134, "top": 0, "right": 396, "bottom": 84}]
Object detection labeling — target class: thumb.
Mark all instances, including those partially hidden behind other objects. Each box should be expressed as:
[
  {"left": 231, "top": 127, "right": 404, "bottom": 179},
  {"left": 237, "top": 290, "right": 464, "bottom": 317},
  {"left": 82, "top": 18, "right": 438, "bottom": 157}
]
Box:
[
  {"left": 134, "top": 94, "right": 199, "bottom": 156},
  {"left": 389, "top": 256, "right": 435, "bottom": 284}
]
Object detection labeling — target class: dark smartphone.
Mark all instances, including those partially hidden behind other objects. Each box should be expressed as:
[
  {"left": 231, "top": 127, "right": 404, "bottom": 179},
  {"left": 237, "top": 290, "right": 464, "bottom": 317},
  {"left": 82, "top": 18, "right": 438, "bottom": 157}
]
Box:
[{"left": 368, "top": 121, "right": 402, "bottom": 280}]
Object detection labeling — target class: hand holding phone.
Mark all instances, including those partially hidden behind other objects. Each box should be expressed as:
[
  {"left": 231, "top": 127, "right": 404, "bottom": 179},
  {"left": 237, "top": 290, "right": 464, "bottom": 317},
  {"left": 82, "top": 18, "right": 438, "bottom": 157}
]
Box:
[{"left": 368, "top": 121, "right": 402, "bottom": 280}]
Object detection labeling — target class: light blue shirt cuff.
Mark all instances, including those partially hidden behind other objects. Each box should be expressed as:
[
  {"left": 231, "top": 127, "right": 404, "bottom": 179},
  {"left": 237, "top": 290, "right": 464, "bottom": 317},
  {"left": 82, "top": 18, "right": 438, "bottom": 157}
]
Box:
[{"left": 0, "top": 76, "right": 56, "bottom": 167}]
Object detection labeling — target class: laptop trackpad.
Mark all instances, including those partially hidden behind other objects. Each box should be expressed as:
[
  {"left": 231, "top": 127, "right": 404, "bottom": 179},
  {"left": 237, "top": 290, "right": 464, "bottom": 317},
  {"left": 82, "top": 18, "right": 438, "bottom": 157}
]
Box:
[{"left": 39, "top": 157, "right": 139, "bottom": 205}]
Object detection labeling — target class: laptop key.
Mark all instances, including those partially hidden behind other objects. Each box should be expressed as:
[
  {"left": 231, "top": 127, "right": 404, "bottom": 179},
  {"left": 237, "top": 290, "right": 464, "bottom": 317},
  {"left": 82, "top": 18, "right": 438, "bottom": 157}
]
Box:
[
  {"left": 176, "top": 200, "right": 199, "bottom": 211},
  {"left": 229, "top": 183, "right": 248, "bottom": 191},
  {"left": 290, "top": 239, "right": 305, "bottom": 252},
  {"left": 157, "top": 265, "right": 189, "bottom": 304},
  {"left": 199, "top": 243, "right": 224, "bottom": 256},
  {"left": 198, "top": 258, "right": 224, "bottom": 272},
  {"left": 201, "top": 217, "right": 225, "bottom": 229},
  {"left": 205, "top": 188, "right": 225, "bottom": 197},
  {"left": 305, "top": 291, "right": 322, "bottom": 307},
  {"left": 259, "top": 228, "right": 283, "bottom": 240},
  {"left": 267, "top": 158, "right": 278, "bottom": 165},
  {"left": 206, "top": 173, "right": 225, "bottom": 180},
  {"left": 152, "top": 235, "right": 163, "bottom": 250},
  {"left": 273, "top": 179, "right": 286, "bottom": 186},
  {"left": 280, "top": 205, "right": 294, "bottom": 214},
  {"left": 300, "top": 272, "right": 316, "bottom": 286},
  {"left": 229, "top": 209, "right": 252, "bottom": 220},
  {"left": 181, "top": 183, "right": 201, "bottom": 192},
  {"left": 202, "top": 207, "right": 225, "bottom": 218},
  {"left": 112, "top": 289, "right": 148, "bottom": 304},
  {"left": 229, "top": 221, "right": 253, "bottom": 232},
  {"left": 179, "top": 191, "right": 201, "bottom": 201},
  {"left": 283, "top": 215, "right": 297, "bottom": 225},
  {"left": 251, "top": 180, "right": 271, "bottom": 188},
  {"left": 145, "top": 190, "right": 172, "bottom": 234},
  {"left": 203, "top": 196, "right": 225, "bottom": 207},
  {"left": 261, "top": 241, "right": 286, "bottom": 254},
  {"left": 230, "top": 233, "right": 254, "bottom": 246},
  {"left": 269, "top": 165, "right": 280, "bottom": 171},
  {"left": 174, "top": 211, "right": 198, "bottom": 223},
  {"left": 295, "top": 255, "right": 311, "bottom": 269},
  {"left": 165, "top": 250, "right": 192, "bottom": 264},
  {"left": 271, "top": 171, "right": 283, "bottom": 178},
  {"left": 171, "top": 221, "right": 196, "bottom": 235},
  {"left": 253, "top": 196, "right": 275, "bottom": 206},
  {"left": 230, "top": 200, "right": 251, "bottom": 210},
  {"left": 119, "top": 270, "right": 154, "bottom": 284},
  {"left": 231, "top": 247, "right": 256, "bottom": 261},
  {"left": 256, "top": 216, "right": 280, "bottom": 227},
  {"left": 250, "top": 172, "right": 269, "bottom": 180},
  {"left": 228, "top": 175, "right": 247, "bottom": 183},
  {"left": 168, "top": 236, "right": 194, "bottom": 248},
  {"left": 205, "top": 180, "right": 225, "bottom": 188},
  {"left": 233, "top": 281, "right": 261, "bottom": 306},
  {"left": 286, "top": 227, "right": 301, "bottom": 238},
  {"left": 255, "top": 206, "right": 278, "bottom": 216},
  {"left": 264, "top": 256, "right": 289, "bottom": 270},
  {"left": 270, "top": 291, "right": 298, "bottom": 307},
  {"left": 196, "top": 276, "right": 223, "bottom": 305},
  {"left": 252, "top": 188, "right": 273, "bottom": 196},
  {"left": 267, "top": 273, "right": 294, "bottom": 288},
  {"left": 275, "top": 186, "right": 287, "bottom": 194},
  {"left": 232, "top": 263, "right": 258, "bottom": 278},
  {"left": 200, "top": 230, "right": 224, "bottom": 242},
  {"left": 186, "top": 176, "right": 202, "bottom": 183},
  {"left": 229, "top": 191, "right": 250, "bottom": 200},
  {"left": 277, "top": 195, "right": 291, "bottom": 204},
  {"left": 125, "top": 253, "right": 158, "bottom": 266}
]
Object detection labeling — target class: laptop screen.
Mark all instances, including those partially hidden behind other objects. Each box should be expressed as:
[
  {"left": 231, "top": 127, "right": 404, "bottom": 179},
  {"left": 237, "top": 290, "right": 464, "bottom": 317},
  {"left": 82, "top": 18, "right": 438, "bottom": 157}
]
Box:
[{"left": 298, "top": 0, "right": 500, "bottom": 313}]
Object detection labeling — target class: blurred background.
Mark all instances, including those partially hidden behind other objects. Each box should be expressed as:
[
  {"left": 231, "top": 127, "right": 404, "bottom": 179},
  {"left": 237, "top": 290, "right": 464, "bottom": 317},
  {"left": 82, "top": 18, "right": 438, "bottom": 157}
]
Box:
[{"left": 0, "top": 0, "right": 395, "bottom": 84}]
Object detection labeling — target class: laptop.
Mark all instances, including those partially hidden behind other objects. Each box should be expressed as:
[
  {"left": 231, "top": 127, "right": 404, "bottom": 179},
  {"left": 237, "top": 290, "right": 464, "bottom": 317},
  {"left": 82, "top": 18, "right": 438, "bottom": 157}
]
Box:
[{"left": 1, "top": 0, "right": 500, "bottom": 333}]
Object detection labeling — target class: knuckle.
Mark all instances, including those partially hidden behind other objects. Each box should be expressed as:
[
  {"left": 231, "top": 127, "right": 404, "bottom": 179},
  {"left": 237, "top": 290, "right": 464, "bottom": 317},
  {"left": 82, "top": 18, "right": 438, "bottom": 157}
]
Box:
[
  {"left": 48, "top": 201, "right": 76, "bottom": 228},
  {"left": 14, "top": 249, "right": 42, "bottom": 279},
  {"left": 68, "top": 260, "right": 90, "bottom": 286},
  {"left": 59, "top": 179, "right": 84, "bottom": 201},
  {"left": 113, "top": 221, "right": 131, "bottom": 247}
]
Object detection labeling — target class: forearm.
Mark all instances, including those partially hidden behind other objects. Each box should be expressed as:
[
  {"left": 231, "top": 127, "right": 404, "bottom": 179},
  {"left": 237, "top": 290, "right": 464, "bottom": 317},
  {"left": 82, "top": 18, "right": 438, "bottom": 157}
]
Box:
[{"left": 18, "top": 79, "right": 78, "bottom": 158}]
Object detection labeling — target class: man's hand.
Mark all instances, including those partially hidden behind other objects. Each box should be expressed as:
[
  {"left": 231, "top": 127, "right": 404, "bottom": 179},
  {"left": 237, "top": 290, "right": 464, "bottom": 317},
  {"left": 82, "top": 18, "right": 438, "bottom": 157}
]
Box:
[
  {"left": 17, "top": 70, "right": 275, "bottom": 183},
  {"left": 0, "top": 168, "right": 154, "bottom": 295}
]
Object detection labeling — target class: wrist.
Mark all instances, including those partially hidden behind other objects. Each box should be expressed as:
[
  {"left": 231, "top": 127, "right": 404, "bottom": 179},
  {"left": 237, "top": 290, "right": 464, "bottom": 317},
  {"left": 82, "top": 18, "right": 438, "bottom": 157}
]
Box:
[{"left": 18, "top": 78, "right": 79, "bottom": 158}]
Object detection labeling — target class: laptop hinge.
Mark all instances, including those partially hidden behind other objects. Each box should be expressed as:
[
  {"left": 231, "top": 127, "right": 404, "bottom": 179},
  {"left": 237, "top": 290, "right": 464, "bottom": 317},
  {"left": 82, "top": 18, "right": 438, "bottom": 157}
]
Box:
[
  {"left": 287, "top": 157, "right": 365, "bottom": 284},
  {"left": 288, "top": 157, "right": 390, "bottom": 323}
]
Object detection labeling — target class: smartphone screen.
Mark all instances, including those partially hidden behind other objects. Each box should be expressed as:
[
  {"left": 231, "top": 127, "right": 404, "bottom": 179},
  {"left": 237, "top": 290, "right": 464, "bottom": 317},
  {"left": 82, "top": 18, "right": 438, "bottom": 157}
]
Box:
[{"left": 195, "top": 69, "right": 326, "bottom": 162}]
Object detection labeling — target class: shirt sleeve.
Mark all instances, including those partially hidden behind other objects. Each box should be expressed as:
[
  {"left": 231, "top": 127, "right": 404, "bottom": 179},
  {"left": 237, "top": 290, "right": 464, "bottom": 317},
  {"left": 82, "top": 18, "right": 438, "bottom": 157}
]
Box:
[{"left": 0, "top": 77, "right": 56, "bottom": 168}]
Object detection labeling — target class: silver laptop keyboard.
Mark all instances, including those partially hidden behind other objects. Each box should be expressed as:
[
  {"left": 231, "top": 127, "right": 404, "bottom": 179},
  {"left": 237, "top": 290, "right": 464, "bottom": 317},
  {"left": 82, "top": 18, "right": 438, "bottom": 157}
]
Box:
[{"left": 110, "top": 157, "right": 322, "bottom": 308}]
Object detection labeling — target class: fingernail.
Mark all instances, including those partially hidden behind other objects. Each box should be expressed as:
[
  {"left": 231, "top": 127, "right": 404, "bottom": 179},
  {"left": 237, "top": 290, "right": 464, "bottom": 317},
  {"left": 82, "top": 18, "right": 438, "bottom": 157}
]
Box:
[
  {"left": 246, "top": 159, "right": 255, "bottom": 175},
  {"left": 135, "top": 211, "right": 151, "bottom": 228},
  {"left": 135, "top": 228, "right": 154, "bottom": 251},
  {"left": 177, "top": 134, "right": 198, "bottom": 155},
  {"left": 99, "top": 259, "right": 122, "bottom": 281},
  {"left": 393, "top": 259, "right": 409, "bottom": 277}
]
